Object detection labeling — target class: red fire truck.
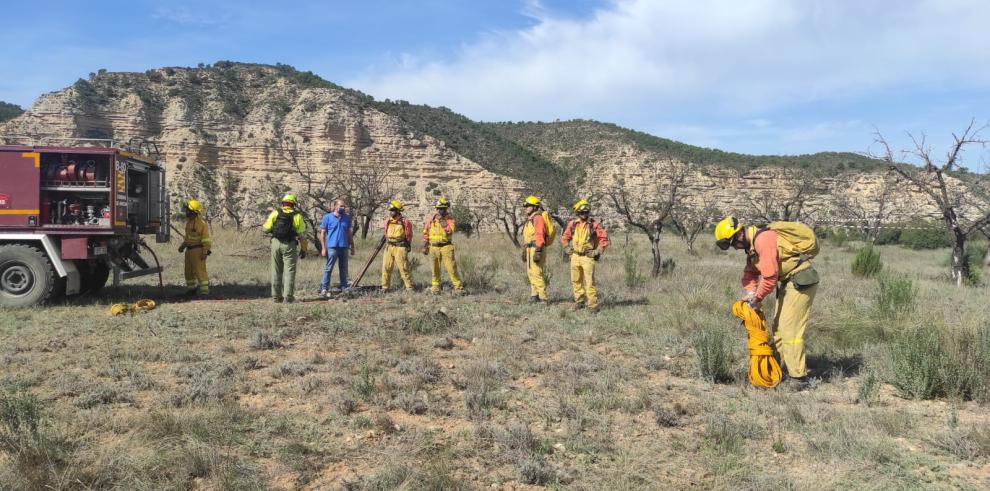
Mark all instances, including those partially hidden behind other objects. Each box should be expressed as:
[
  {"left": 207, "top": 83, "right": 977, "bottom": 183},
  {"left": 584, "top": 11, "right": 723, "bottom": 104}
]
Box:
[{"left": 0, "top": 143, "right": 169, "bottom": 307}]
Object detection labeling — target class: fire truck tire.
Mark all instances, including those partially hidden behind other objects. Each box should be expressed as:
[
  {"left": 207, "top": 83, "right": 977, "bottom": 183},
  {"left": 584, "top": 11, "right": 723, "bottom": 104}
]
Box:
[
  {"left": 79, "top": 260, "right": 111, "bottom": 294},
  {"left": 0, "top": 244, "right": 62, "bottom": 308}
]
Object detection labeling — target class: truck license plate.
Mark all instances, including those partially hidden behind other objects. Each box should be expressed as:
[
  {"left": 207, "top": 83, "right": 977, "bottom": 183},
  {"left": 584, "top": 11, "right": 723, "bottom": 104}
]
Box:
[{"left": 93, "top": 246, "right": 108, "bottom": 256}]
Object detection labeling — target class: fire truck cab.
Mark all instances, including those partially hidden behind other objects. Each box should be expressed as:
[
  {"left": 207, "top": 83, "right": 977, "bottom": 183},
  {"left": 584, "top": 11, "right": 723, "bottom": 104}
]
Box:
[{"left": 0, "top": 144, "right": 169, "bottom": 307}]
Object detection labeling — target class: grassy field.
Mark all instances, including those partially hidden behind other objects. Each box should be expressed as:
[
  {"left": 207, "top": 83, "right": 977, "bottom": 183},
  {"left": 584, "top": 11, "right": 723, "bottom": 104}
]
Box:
[{"left": 0, "top": 227, "right": 988, "bottom": 489}]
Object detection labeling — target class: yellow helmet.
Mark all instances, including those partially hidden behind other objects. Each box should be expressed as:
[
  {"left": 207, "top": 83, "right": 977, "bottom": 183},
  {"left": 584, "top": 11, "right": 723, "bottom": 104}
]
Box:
[
  {"left": 714, "top": 216, "right": 742, "bottom": 250},
  {"left": 573, "top": 199, "right": 590, "bottom": 213},
  {"left": 435, "top": 197, "right": 450, "bottom": 209},
  {"left": 389, "top": 199, "right": 404, "bottom": 212},
  {"left": 524, "top": 195, "right": 542, "bottom": 207},
  {"left": 186, "top": 199, "right": 203, "bottom": 214},
  {"left": 281, "top": 193, "right": 297, "bottom": 205}
]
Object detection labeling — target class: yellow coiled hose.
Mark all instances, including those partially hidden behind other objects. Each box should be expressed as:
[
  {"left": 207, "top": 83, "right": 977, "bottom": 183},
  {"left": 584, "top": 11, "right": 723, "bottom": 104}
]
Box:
[
  {"left": 109, "top": 299, "right": 157, "bottom": 316},
  {"left": 732, "top": 300, "right": 783, "bottom": 389}
]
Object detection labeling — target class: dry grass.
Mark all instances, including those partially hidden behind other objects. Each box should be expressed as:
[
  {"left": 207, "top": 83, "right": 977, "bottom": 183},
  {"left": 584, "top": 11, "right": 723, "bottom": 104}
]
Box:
[{"left": 0, "top": 228, "right": 987, "bottom": 489}]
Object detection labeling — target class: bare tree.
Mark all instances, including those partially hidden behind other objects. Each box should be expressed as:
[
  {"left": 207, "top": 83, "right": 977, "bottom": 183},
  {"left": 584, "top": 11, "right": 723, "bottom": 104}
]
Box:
[
  {"left": 330, "top": 162, "right": 394, "bottom": 239},
  {"left": 672, "top": 195, "right": 719, "bottom": 254},
  {"left": 746, "top": 167, "right": 823, "bottom": 224},
  {"left": 487, "top": 177, "right": 525, "bottom": 248},
  {"left": 877, "top": 120, "right": 990, "bottom": 287},
  {"left": 608, "top": 159, "right": 689, "bottom": 276},
  {"left": 219, "top": 168, "right": 248, "bottom": 231},
  {"left": 831, "top": 171, "right": 902, "bottom": 241},
  {"left": 270, "top": 134, "right": 335, "bottom": 247}
]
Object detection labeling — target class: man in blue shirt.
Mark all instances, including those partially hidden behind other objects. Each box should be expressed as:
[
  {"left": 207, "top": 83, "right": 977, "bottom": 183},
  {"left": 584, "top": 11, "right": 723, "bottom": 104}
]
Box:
[{"left": 319, "top": 199, "right": 355, "bottom": 297}]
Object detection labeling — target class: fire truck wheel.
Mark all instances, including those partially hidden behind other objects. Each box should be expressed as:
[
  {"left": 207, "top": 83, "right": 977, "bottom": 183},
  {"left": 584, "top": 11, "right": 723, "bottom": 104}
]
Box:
[
  {"left": 79, "top": 260, "right": 111, "bottom": 294},
  {"left": 0, "top": 244, "right": 62, "bottom": 308}
]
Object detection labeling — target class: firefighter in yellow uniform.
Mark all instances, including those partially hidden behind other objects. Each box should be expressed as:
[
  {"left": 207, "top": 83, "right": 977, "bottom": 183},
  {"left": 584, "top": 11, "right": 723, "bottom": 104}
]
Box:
[
  {"left": 521, "top": 195, "right": 550, "bottom": 303},
  {"left": 561, "top": 200, "right": 610, "bottom": 312},
  {"left": 421, "top": 197, "right": 464, "bottom": 294},
  {"left": 715, "top": 216, "right": 820, "bottom": 389},
  {"left": 178, "top": 199, "right": 211, "bottom": 296},
  {"left": 381, "top": 200, "right": 414, "bottom": 291},
  {"left": 263, "top": 194, "right": 309, "bottom": 303}
]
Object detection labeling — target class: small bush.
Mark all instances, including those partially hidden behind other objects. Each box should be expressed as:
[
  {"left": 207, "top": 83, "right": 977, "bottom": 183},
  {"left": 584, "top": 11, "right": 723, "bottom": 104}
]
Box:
[
  {"left": 654, "top": 406, "right": 680, "bottom": 427},
  {"left": 660, "top": 257, "right": 676, "bottom": 276},
  {"left": 460, "top": 254, "right": 499, "bottom": 291},
  {"left": 856, "top": 370, "right": 881, "bottom": 406},
  {"left": 931, "top": 425, "right": 990, "bottom": 460},
  {"left": 883, "top": 323, "right": 990, "bottom": 402},
  {"left": 703, "top": 414, "right": 744, "bottom": 453},
  {"left": 623, "top": 249, "right": 646, "bottom": 289},
  {"left": 874, "top": 273, "right": 915, "bottom": 318},
  {"left": 692, "top": 324, "right": 735, "bottom": 383},
  {"left": 250, "top": 331, "right": 282, "bottom": 350},
  {"left": 851, "top": 244, "right": 883, "bottom": 278}
]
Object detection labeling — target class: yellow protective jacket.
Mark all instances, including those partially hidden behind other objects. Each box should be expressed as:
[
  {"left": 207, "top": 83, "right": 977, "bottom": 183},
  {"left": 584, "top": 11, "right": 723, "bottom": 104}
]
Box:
[
  {"left": 423, "top": 214, "right": 456, "bottom": 246},
  {"left": 385, "top": 216, "right": 413, "bottom": 245},
  {"left": 183, "top": 216, "right": 212, "bottom": 252},
  {"left": 561, "top": 218, "right": 609, "bottom": 254}
]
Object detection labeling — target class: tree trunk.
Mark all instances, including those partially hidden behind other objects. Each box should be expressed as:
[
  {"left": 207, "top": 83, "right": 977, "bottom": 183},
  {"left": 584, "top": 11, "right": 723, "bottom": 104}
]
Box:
[
  {"left": 649, "top": 235, "right": 661, "bottom": 277},
  {"left": 951, "top": 231, "right": 967, "bottom": 287},
  {"left": 361, "top": 215, "right": 372, "bottom": 239}
]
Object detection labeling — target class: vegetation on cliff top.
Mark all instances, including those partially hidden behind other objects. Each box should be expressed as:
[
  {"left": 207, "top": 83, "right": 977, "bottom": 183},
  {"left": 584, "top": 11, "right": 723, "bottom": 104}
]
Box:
[
  {"left": 485, "top": 120, "right": 886, "bottom": 174},
  {"left": 0, "top": 101, "right": 23, "bottom": 123}
]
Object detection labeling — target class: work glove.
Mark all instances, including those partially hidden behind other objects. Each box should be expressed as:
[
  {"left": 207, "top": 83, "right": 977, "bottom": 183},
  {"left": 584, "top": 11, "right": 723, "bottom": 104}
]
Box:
[
  {"left": 592, "top": 250, "right": 602, "bottom": 262},
  {"left": 533, "top": 249, "right": 543, "bottom": 263},
  {"left": 743, "top": 292, "right": 761, "bottom": 310},
  {"left": 350, "top": 247, "right": 355, "bottom": 257},
  {"left": 200, "top": 250, "right": 209, "bottom": 260},
  {"left": 520, "top": 248, "right": 527, "bottom": 263},
  {"left": 422, "top": 244, "right": 429, "bottom": 256},
  {"left": 178, "top": 244, "right": 186, "bottom": 253},
  {"left": 300, "top": 250, "right": 307, "bottom": 260},
  {"left": 562, "top": 249, "right": 569, "bottom": 262}
]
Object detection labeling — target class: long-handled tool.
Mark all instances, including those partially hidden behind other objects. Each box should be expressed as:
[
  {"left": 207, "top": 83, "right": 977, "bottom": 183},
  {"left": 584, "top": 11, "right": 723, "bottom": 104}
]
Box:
[{"left": 350, "top": 236, "right": 386, "bottom": 289}]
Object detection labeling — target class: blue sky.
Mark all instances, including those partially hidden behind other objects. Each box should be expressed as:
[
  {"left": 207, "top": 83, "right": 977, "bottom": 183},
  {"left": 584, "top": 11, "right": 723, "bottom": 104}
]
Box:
[{"left": 2, "top": 0, "right": 989, "bottom": 164}]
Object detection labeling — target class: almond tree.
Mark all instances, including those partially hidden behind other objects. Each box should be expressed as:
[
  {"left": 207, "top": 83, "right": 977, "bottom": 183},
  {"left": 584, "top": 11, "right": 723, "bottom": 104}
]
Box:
[
  {"left": 608, "top": 159, "right": 689, "bottom": 276},
  {"left": 877, "top": 120, "right": 990, "bottom": 287},
  {"left": 487, "top": 177, "right": 525, "bottom": 248},
  {"left": 672, "top": 194, "right": 719, "bottom": 254},
  {"left": 746, "top": 167, "right": 823, "bottom": 224}
]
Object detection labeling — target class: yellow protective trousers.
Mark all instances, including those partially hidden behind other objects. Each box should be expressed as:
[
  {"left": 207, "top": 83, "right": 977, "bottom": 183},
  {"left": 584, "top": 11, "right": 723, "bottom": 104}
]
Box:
[
  {"left": 184, "top": 248, "right": 209, "bottom": 294},
  {"left": 381, "top": 244, "right": 413, "bottom": 290},
  {"left": 772, "top": 281, "right": 818, "bottom": 378},
  {"left": 429, "top": 244, "right": 463, "bottom": 292},
  {"left": 526, "top": 247, "right": 548, "bottom": 300},
  {"left": 570, "top": 254, "right": 597, "bottom": 309},
  {"left": 732, "top": 301, "right": 783, "bottom": 388}
]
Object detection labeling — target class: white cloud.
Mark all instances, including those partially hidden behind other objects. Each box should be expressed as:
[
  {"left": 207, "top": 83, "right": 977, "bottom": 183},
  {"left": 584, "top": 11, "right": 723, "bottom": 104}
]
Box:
[{"left": 349, "top": 0, "right": 990, "bottom": 130}]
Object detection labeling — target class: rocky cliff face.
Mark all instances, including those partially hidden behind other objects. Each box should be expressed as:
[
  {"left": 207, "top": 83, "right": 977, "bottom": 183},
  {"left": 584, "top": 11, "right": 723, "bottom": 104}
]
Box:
[
  {"left": 1, "top": 63, "right": 978, "bottom": 229},
  {"left": 0, "top": 63, "right": 522, "bottom": 223}
]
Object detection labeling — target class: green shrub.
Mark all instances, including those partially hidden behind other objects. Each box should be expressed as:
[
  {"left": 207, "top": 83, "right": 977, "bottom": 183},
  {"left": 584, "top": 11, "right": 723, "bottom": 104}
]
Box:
[
  {"left": 958, "top": 242, "right": 986, "bottom": 286},
  {"left": 884, "top": 323, "right": 990, "bottom": 402},
  {"left": 460, "top": 254, "right": 499, "bottom": 291},
  {"left": 623, "top": 249, "right": 646, "bottom": 289},
  {"left": 851, "top": 244, "right": 883, "bottom": 278},
  {"left": 900, "top": 222, "right": 952, "bottom": 250},
  {"left": 692, "top": 324, "right": 735, "bottom": 383},
  {"left": 874, "top": 226, "right": 902, "bottom": 245},
  {"left": 874, "top": 273, "right": 915, "bottom": 318},
  {"left": 885, "top": 327, "right": 946, "bottom": 400}
]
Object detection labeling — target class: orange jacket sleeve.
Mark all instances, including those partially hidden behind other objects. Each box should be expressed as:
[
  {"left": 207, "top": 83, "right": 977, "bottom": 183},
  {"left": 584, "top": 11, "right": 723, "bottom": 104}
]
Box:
[
  {"left": 444, "top": 217, "right": 456, "bottom": 234},
  {"left": 533, "top": 214, "right": 546, "bottom": 249},
  {"left": 741, "top": 230, "right": 779, "bottom": 301},
  {"left": 421, "top": 215, "right": 433, "bottom": 243},
  {"left": 561, "top": 220, "right": 575, "bottom": 245},
  {"left": 593, "top": 221, "right": 610, "bottom": 249},
  {"left": 403, "top": 218, "right": 413, "bottom": 242}
]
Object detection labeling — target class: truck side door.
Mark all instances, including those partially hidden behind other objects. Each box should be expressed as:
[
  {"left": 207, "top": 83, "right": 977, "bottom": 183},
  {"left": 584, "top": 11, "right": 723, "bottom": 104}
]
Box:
[{"left": 0, "top": 150, "right": 41, "bottom": 228}]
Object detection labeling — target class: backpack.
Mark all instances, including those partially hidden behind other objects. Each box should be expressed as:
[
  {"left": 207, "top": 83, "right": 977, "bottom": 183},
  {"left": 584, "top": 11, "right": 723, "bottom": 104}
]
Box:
[
  {"left": 271, "top": 210, "right": 298, "bottom": 240},
  {"left": 766, "top": 221, "right": 819, "bottom": 261},
  {"left": 541, "top": 211, "right": 557, "bottom": 246}
]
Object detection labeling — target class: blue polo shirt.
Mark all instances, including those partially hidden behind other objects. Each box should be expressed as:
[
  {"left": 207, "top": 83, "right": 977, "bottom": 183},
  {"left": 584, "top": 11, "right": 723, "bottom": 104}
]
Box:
[{"left": 321, "top": 211, "right": 352, "bottom": 248}]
